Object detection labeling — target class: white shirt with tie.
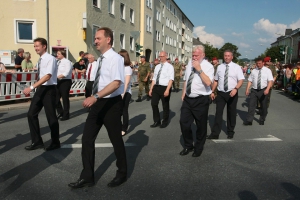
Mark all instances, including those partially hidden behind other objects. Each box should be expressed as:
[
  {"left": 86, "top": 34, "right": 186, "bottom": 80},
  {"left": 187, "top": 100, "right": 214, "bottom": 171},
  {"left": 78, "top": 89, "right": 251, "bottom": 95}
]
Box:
[
  {"left": 38, "top": 52, "right": 58, "bottom": 85},
  {"left": 215, "top": 61, "right": 244, "bottom": 92},
  {"left": 184, "top": 60, "right": 214, "bottom": 97},
  {"left": 248, "top": 66, "right": 273, "bottom": 89},
  {"left": 152, "top": 62, "right": 174, "bottom": 86},
  {"left": 57, "top": 58, "right": 72, "bottom": 79},
  {"left": 96, "top": 48, "right": 124, "bottom": 98},
  {"left": 85, "top": 61, "right": 98, "bottom": 81}
]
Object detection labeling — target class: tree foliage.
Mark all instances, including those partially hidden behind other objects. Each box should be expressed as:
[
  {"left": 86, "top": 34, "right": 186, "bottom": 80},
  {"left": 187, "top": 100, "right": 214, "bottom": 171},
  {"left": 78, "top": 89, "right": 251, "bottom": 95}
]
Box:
[
  {"left": 218, "top": 43, "right": 241, "bottom": 63},
  {"left": 203, "top": 43, "right": 219, "bottom": 60},
  {"left": 264, "top": 46, "right": 284, "bottom": 62}
]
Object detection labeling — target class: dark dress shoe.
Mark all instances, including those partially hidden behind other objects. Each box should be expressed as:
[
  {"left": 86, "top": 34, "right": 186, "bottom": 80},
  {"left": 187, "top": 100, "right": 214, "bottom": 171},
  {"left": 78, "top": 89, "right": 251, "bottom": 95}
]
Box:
[
  {"left": 146, "top": 96, "right": 151, "bottom": 101},
  {"left": 192, "top": 151, "right": 202, "bottom": 157},
  {"left": 135, "top": 97, "right": 142, "bottom": 102},
  {"left": 150, "top": 121, "right": 161, "bottom": 128},
  {"left": 107, "top": 177, "right": 127, "bottom": 187},
  {"left": 68, "top": 179, "right": 95, "bottom": 189},
  {"left": 45, "top": 142, "right": 61, "bottom": 151},
  {"left": 160, "top": 123, "right": 168, "bottom": 128},
  {"left": 206, "top": 134, "right": 219, "bottom": 139},
  {"left": 259, "top": 121, "right": 264, "bottom": 125},
  {"left": 57, "top": 113, "right": 63, "bottom": 119},
  {"left": 60, "top": 116, "right": 69, "bottom": 121},
  {"left": 227, "top": 135, "right": 234, "bottom": 139},
  {"left": 25, "top": 142, "right": 44, "bottom": 150},
  {"left": 179, "top": 148, "right": 194, "bottom": 156},
  {"left": 243, "top": 121, "right": 252, "bottom": 126}
]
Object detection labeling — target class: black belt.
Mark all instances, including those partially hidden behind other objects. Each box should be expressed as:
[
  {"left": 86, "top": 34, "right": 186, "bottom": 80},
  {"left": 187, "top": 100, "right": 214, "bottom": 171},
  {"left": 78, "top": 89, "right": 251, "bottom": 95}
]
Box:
[
  {"left": 185, "top": 94, "right": 204, "bottom": 99},
  {"left": 155, "top": 85, "right": 167, "bottom": 87},
  {"left": 252, "top": 87, "right": 266, "bottom": 91}
]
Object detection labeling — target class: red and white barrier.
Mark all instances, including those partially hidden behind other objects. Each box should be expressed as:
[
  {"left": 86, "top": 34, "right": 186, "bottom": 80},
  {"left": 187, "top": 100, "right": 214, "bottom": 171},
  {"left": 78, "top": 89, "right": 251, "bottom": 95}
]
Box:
[{"left": 0, "top": 72, "right": 87, "bottom": 102}]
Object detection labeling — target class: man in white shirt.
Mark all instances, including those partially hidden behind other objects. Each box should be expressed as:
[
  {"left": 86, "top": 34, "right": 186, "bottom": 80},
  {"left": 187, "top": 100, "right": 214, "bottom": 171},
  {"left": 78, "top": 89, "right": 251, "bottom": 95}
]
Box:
[
  {"left": 85, "top": 54, "right": 97, "bottom": 98},
  {"left": 149, "top": 51, "right": 174, "bottom": 128},
  {"left": 69, "top": 27, "right": 127, "bottom": 189},
  {"left": 207, "top": 50, "right": 244, "bottom": 139},
  {"left": 244, "top": 57, "right": 273, "bottom": 125},
  {"left": 23, "top": 37, "right": 60, "bottom": 151},
  {"left": 179, "top": 45, "right": 214, "bottom": 157}
]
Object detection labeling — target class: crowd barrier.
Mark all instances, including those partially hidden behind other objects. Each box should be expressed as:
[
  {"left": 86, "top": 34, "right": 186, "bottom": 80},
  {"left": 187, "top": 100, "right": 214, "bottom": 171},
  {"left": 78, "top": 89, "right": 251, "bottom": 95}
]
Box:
[{"left": 0, "top": 72, "right": 86, "bottom": 102}]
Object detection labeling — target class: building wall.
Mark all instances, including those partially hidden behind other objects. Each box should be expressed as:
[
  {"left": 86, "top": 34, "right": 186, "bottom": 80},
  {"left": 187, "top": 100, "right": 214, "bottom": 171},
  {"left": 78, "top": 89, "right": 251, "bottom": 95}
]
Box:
[
  {"left": 86, "top": 0, "right": 141, "bottom": 62},
  {"left": 0, "top": 0, "right": 86, "bottom": 64}
]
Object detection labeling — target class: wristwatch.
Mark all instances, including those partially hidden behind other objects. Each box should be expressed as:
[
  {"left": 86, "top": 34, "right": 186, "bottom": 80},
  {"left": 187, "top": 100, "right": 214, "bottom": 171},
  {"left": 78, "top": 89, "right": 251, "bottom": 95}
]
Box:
[
  {"left": 30, "top": 86, "right": 34, "bottom": 90},
  {"left": 198, "top": 69, "right": 203, "bottom": 74},
  {"left": 93, "top": 93, "right": 99, "bottom": 99}
]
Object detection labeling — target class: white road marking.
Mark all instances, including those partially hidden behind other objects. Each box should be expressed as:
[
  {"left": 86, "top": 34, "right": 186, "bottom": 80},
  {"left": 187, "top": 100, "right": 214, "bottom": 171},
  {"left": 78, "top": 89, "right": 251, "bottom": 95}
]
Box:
[
  {"left": 212, "top": 135, "right": 282, "bottom": 143},
  {"left": 61, "top": 143, "right": 136, "bottom": 148}
]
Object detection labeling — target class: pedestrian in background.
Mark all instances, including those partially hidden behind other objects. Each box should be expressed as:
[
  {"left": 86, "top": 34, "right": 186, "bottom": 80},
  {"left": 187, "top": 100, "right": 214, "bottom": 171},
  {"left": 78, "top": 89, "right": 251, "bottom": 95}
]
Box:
[
  {"left": 21, "top": 52, "right": 34, "bottom": 72},
  {"left": 85, "top": 54, "right": 97, "bottom": 98},
  {"left": 149, "top": 51, "right": 174, "bottom": 128},
  {"left": 179, "top": 45, "right": 214, "bottom": 157},
  {"left": 119, "top": 49, "right": 132, "bottom": 136},
  {"left": 136, "top": 55, "right": 151, "bottom": 102},
  {"left": 173, "top": 58, "right": 182, "bottom": 92},
  {"left": 15, "top": 48, "right": 24, "bottom": 72},
  {"left": 56, "top": 50, "right": 73, "bottom": 121},
  {"left": 23, "top": 37, "right": 60, "bottom": 151},
  {"left": 207, "top": 50, "right": 244, "bottom": 139}
]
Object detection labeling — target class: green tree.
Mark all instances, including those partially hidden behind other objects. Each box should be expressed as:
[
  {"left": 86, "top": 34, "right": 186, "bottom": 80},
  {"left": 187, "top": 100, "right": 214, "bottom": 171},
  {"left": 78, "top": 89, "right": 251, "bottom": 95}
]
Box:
[
  {"left": 218, "top": 43, "right": 241, "bottom": 62},
  {"left": 264, "top": 46, "right": 284, "bottom": 62},
  {"left": 203, "top": 42, "right": 219, "bottom": 60}
]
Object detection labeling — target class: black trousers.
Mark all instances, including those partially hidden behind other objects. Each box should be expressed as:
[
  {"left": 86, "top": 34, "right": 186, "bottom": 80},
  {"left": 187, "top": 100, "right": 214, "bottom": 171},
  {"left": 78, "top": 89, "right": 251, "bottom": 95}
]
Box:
[
  {"left": 151, "top": 85, "right": 171, "bottom": 123},
  {"left": 212, "top": 90, "right": 238, "bottom": 136},
  {"left": 80, "top": 95, "right": 127, "bottom": 182},
  {"left": 247, "top": 88, "right": 268, "bottom": 122},
  {"left": 56, "top": 79, "right": 72, "bottom": 117},
  {"left": 85, "top": 80, "right": 94, "bottom": 98},
  {"left": 122, "top": 92, "right": 132, "bottom": 132},
  {"left": 27, "top": 85, "right": 59, "bottom": 144},
  {"left": 180, "top": 95, "right": 210, "bottom": 152}
]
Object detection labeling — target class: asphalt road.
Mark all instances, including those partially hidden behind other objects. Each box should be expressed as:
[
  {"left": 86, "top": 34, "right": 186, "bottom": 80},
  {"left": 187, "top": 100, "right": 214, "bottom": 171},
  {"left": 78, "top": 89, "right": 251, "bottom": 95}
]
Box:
[{"left": 0, "top": 81, "right": 300, "bottom": 200}]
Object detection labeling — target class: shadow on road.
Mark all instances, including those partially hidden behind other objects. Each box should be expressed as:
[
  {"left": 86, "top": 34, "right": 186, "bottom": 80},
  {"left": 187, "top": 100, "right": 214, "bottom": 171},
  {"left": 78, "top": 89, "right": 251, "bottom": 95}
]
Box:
[
  {"left": 281, "top": 182, "right": 300, "bottom": 200},
  {"left": 127, "top": 114, "right": 146, "bottom": 134},
  {"left": 0, "top": 112, "right": 27, "bottom": 124},
  {"left": 94, "top": 130, "right": 149, "bottom": 183},
  {"left": 0, "top": 122, "right": 85, "bottom": 199},
  {"left": 237, "top": 190, "right": 258, "bottom": 200}
]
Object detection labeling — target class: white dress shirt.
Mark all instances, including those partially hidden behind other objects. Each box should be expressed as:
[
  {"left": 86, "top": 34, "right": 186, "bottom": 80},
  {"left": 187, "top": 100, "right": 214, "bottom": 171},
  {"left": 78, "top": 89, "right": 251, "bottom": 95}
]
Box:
[
  {"left": 124, "top": 66, "right": 132, "bottom": 94},
  {"left": 215, "top": 61, "right": 244, "bottom": 92},
  {"left": 184, "top": 60, "right": 214, "bottom": 97},
  {"left": 57, "top": 58, "right": 72, "bottom": 79},
  {"left": 85, "top": 61, "right": 98, "bottom": 81},
  {"left": 38, "top": 52, "right": 57, "bottom": 85},
  {"left": 96, "top": 48, "right": 124, "bottom": 98},
  {"left": 248, "top": 66, "right": 273, "bottom": 89},
  {"left": 152, "top": 62, "right": 174, "bottom": 86}
]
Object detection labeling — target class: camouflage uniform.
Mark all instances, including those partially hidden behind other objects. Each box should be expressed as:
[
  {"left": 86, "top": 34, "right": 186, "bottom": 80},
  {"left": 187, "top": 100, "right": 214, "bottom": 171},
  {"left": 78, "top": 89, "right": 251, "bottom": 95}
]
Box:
[
  {"left": 172, "top": 62, "right": 181, "bottom": 92},
  {"left": 137, "top": 62, "right": 151, "bottom": 98}
]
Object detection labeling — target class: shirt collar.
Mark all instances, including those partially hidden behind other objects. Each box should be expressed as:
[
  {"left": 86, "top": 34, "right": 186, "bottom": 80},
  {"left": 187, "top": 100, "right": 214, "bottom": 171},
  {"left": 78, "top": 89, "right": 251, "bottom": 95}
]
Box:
[{"left": 102, "top": 48, "right": 113, "bottom": 58}]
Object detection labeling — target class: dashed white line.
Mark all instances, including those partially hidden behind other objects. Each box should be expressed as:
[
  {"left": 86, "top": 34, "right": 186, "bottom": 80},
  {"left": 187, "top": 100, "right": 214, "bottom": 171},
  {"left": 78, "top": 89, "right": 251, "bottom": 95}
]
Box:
[
  {"left": 211, "top": 135, "right": 282, "bottom": 143},
  {"left": 61, "top": 143, "right": 136, "bottom": 148}
]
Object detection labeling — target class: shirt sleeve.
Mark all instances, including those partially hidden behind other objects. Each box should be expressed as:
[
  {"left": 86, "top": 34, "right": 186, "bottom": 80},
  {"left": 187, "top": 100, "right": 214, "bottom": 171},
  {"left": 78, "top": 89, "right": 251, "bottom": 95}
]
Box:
[
  {"left": 61, "top": 60, "right": 72, "bottom": 77},
  {"left": 44, "top": 56, "right": 56, "bottom": 76},
  {"left": 206, "top": 64, "right": 215, "bottom": 83},
  {"left": 236, "top": 65, "right": 245, "bottom": 80},
  {"left": 125, "top": 66, "right": 132, "bottom": 76},
  {"left": 267, "top": 69, "right": 274, "bottom": 81},
  {"left": 169, "top": 64, "right": 174, "bottom": 81},
  {"left": 248, "top": 71, "right": 253, "bottom": 82},
  {"left": 110, "top": 55, "right": 124, "bottom": 83}
]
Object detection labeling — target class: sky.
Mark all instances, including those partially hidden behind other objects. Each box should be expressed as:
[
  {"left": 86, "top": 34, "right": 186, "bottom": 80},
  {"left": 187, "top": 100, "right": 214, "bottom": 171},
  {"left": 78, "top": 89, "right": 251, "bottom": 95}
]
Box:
[{"left": 174, "top": 0, "right": 300, "bottom": 59}]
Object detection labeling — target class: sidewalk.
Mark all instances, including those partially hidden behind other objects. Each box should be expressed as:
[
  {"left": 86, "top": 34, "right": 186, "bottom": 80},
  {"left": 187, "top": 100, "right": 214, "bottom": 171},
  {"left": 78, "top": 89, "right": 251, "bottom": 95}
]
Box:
[{"left": 0, "top": 96, "right": 86, "bottom": 111}]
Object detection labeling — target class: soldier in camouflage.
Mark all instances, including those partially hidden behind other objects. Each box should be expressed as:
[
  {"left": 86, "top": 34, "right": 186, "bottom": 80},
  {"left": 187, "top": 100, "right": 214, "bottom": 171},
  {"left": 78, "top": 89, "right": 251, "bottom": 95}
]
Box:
[
  {"left": 172, "top": 58, "right": 182, "bottom": 92},
  {"left": 136, "top": 55, "right": 151, "bottom": 102}
]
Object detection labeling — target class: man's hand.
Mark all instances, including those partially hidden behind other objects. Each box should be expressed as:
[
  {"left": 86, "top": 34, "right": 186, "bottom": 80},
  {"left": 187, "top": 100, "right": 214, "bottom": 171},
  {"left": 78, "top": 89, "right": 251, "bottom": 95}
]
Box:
[
  {"left": 210, "top": 93, "right": 215, "bottom": 100},
  {"left": 143, "top": 77, "right": 148, "bottom": 82},
  {"left": 245, "top": 89, "right": 250, "bottom": 96},
  {"left": 83, "top": 96, "right": 97, "bottom": 108},
  {"left": 149, "top": 89, "right": 152, "bottom": 97},
  {"left": 181, "top": 94, "right": 185, "bottom": 101},
  {"left": 229, "top": 89, "right": 237, "bottom": 97},
  {"left": 264, "top": 88, "right": 269, "bottom": 95},
  {"left": 164, "top": 89, "right": 169, "bottom": 97},
  {"left": 192, "top": 60, "right": 202, "bottom": 72},
  {"left": 23, "top": 87, "right": 32, "bottom": 95}
]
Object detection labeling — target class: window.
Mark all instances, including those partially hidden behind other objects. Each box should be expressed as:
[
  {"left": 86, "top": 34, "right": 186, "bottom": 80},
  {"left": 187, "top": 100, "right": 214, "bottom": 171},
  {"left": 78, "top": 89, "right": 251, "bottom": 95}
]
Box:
[
  {"left": 162, "top": 25, "right": 164, "bottom": 36},
  {"left": 120, "top": 33, "right": 125, "bottom": 49},
  {"left": 156, "top": 10, "right": 161, "bottom": 22},
  {"left": 92, "top": 25, "right": 100, "bottom": 45},
  {"left": 130, "top": 9, "right": 134, "bottom": 23},
  {"left": 108, "top": 0, "right": 114, "bottom": 14},
  {"left": 15, "top": 20, "right": 36, "bottom": 43},
  {"left": 130, "top": 37, "right": 134, "bottom": 51},
  {"left": 93, "top": 0, "right": 101, "bottom": 8},
  {"left": 146, "top": 0, "right": 152, "bottom": 9},
  {"left": 146, "top": 15, "right": 152, "bottom": 33},
  {"left": 120, "top": 3, "right": 125, "bottom": 20},
  {"left": 112, "top": 30, "right": 115, "bottom": 47},
  {"left": 156, "top": 31, "right": 160, "bottom": 41}
]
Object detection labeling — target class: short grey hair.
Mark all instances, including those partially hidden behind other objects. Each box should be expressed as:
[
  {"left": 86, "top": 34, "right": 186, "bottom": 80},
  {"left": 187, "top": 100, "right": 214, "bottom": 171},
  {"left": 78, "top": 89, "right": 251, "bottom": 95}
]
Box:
[
  {"left": 224, "top": 49, "right": 233, "bottom": 56},
  {"left": 192, "top": 45, "right": 205, "bottom": 53}
]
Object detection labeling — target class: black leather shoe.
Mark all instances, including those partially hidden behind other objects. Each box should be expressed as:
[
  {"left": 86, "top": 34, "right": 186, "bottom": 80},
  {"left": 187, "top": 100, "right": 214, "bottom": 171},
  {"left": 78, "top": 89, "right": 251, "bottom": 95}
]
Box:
[
  {"left": 135, "top": 97, "right": 142, "bottom": 102},
  {"left": 150, "top": 121, "right": 161, "bottom": 128},
  {"left": 60, "top": 116, "right": 69, "bottom": 121},
  {"left": 25, "top": 142, "right": 44, "bottom": 150},
  {"left": 179, "top": 148, "right": 194, "bottom": 156},
  {"left": 192, "top": 151, "right": 202, "bottom": 157},
  {"left": 107, "top": 177, "right": 127, "bottom": 187},
  {"left": 45, "top": 142, "right": 61, "bottom": 151},
  {"left": 160, "top": 123, "right": 168, "bottom": 128},
  {"left": 57, "top": 113, "right": 63, "bottom": 119},
  {"left": 68, "top": 179, "right": 95, "bottom": 189},
  {"left": 206, "top": 134, "right": 219, "bottom": 139},
  {"left": 146, "top": 96, "right": 151, "bottom": 101},
  {"left": 227, "top": 135, "right": 234, "bottom": 139},
  {"left": 243, "top": 121, "right": 252, "bottom": 126},
  {"left": 259, "top": 121, "right": 264, "bottom": 125}
]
